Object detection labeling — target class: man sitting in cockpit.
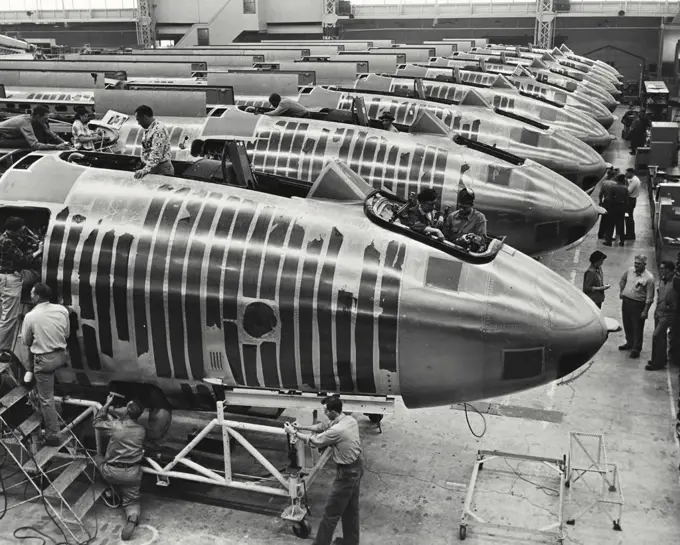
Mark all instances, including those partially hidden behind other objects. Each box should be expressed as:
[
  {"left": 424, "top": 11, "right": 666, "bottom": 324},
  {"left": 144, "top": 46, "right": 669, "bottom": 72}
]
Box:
[
  {"left": 444, "top": 188, "right": 488, "bottom": 240},
  {"left": 378, "top": 109, "right": 400, "bottom": 133},
  {"left": 400, "top": 188, "right": 445, "bottom": 240}
]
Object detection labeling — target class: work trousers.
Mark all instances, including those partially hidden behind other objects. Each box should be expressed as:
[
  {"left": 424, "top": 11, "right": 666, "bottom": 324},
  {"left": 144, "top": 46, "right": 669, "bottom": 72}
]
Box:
[
  {"left": 597, "top": 206, "right": 609, "bottom": 239},
  {"left": 100, "top": 462, "right": 142, "bottom": 519},
  {"left": 604, "top": 208, "right": 625, "bottom": 244},
  {"left": 650, "top": 316, "right": 674, "bottom": 369},
  {"left": 149, "top": 160, "right": 174, "bottom": 176},
  {"left": 0, "top": 273, "right": 22, "bottom": 351},
  {"left": 32, "top": 351, "right": 68, "bottom": 438},
  {"left": 669, "top": 325, "right": 680, "bottom": 366},
  {"left": 625, "top": 197, "right": 637, "bottom": 239},
  {"left": 313, "top": 458, "right": 363, "bottom": 545},
  {"left": 144, "top": 408, "right": 172, "bottom": 451},
  {"left": 621, "top": 297, "right": 647, "bottom": 352}
]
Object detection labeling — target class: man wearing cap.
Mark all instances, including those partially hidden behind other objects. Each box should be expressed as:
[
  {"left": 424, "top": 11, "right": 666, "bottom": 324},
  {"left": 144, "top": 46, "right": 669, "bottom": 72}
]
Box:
[
  {"left": 443, "top": 188, "right": 487, "bottom": 242},
  {"left": 624, "top": 168, "right": 641, "bottom": 240},
  {"left": 619, "top": 255, "right": 655, "bottom": 359},
  {"left": 378, "top": 109, "right": 399, "bottom": 133},
  {"left": 583, "top": 251, "right": 610, "bottom": 309},
  {"left": 400, "top": 187, "right": 445, "bottom": 240},
  {"left": 94, "top": 393, "right": 147, "bottom": 541},
  {"left": 647, "top": 261, "right": 678, "bottom": 371}
]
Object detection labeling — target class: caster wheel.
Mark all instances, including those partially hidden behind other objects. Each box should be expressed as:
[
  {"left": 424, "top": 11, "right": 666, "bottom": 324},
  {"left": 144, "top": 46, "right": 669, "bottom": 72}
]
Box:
[
  {"left": 367, "top": 414, "right": 384, "bottom": 424},
  {"left": 292, "top": 520, "right": 311, "bottom": 539},
  {"left": 608, "top": 485, "right": 617, "bottom": 492},
  {"left": 459, "top": 525, "right": 467, "bottom": 540},
  {"left": 478, "top": 463, "right": 483, "bottom": 471},
  {"left": 565, "top": 481, "right": 570, "bottom": 488}
]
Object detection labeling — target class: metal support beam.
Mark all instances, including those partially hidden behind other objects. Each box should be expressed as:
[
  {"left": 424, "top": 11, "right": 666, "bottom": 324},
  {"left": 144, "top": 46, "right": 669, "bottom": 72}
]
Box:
[
  {"left": 322, "top": 0, "right": 339, "bottom": 39},
  {"left": 136, "top": 0, "right": 155, "bottom": 49},
  {"left": 534, "top": 0, "right": 555, "bottom": 50}
]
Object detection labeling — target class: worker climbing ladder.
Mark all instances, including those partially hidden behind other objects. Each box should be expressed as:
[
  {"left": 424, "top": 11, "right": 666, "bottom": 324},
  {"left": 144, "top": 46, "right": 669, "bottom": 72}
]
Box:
[{"left": 0, "top": 349, "right": 108, "bottom": 543}]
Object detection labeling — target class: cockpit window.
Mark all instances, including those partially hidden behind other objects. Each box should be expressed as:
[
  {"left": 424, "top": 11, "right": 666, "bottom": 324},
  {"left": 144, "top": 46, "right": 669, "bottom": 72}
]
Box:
[{"left": 364, "top": 190, "right": 503, "bottom": 264}]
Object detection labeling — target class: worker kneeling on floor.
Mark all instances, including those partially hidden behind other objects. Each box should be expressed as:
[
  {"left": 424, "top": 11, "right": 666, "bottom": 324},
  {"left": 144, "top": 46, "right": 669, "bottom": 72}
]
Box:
[
  {"left": 93, "top": 393, "right": 146, "bottom": 541},
  {"left": 285, "top": 395, "right": 363, "bottom": 545}
]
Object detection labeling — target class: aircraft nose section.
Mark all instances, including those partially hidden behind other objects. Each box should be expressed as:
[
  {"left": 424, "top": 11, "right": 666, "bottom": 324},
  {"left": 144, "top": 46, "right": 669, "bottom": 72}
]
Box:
[
  {"left": 395, "top": 248, "right": 609, "bottom": 408},
  {"left": 534, "top": 268, "right": 609, "bottom": 379},
  {"left": 526, "top": 165, "right": 598, "bottom": 249},
  {"left": 553, "top": 173, "right": 599, "bottom": 243},
  {"left": 556, "top": 130, "right": 607, "bottom": 189}
]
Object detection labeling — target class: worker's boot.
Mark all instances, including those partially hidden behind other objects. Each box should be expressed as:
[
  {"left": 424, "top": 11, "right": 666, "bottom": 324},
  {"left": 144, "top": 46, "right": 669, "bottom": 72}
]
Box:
[{"left": 121, "top": 516, "right": 139, "bottom": 541}]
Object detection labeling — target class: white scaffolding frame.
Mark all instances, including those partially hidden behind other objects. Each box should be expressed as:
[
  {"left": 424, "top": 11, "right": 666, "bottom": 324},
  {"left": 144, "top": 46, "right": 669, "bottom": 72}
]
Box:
[
  {"left": 565, "top": 431, "right": 624, "bottom": 532},
  {"left": 135, "top": 387, "right": 395, "bottom": 536},
  {"left": 459, "top": 449, "right": 567, "bottom": 543}
]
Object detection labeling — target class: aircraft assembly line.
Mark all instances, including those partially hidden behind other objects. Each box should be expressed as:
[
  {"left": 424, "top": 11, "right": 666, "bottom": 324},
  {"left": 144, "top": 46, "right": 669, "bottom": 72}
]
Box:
[{"left": 3, "top": 30, "right": 678, "bottom": 545}]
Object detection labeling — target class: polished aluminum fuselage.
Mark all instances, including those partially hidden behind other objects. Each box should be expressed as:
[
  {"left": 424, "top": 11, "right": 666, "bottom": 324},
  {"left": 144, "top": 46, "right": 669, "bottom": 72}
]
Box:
[
  {"left": 361, "top": 73, "right": 612, "bottom": 151},
  {"left": 454, "top": 51, "right": 620, "bottom": 96},
  {"left": 109, "top": 108, "right": 599, "bottom": 255},
  {"left": 0, "top": 153, "right": 609, "bottom": 409},
  {"left": 408, "top": 62, "right": 613, "bottom": 127},
  {"left": 234, "top": 86, "right": 606, "bottom": 188}
]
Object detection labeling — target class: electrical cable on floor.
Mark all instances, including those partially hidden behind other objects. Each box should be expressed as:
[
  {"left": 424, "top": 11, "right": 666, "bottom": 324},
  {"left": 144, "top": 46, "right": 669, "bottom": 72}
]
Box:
[
  {"left": 460, "top": 403, "right": 487, "bottom": 438},
  {"left": 503, "top": 458, "right": 560, "bottom": 497},
  {"left": 9, "top": 417, "right": 100, "bottom": 545}
]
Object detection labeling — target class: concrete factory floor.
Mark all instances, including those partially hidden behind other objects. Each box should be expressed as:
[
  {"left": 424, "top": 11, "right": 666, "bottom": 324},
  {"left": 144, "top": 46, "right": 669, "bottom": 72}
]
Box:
[{"left": 1, "top": 109, "right": 679, "bottom": 545}]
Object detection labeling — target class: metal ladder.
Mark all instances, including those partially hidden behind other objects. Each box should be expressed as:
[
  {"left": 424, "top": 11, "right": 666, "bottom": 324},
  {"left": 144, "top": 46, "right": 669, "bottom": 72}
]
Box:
[{"left": 0, "top": 352, "right": 107, "bottom": 544}]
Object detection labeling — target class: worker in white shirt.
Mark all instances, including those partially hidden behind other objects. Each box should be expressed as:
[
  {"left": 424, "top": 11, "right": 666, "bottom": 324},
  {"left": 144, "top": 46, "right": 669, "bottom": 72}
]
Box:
[
  {"left": 624, "top": 167, "right": 641, "bottom": 241},
  {"left": 22, "top": 283, "right": 70, "bottom": 446}
]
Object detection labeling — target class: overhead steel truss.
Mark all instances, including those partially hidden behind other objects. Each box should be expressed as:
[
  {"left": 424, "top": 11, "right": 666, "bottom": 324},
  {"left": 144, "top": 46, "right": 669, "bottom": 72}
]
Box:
[
  {"left": 136, "top": 0, "right": 155, "bottom": 49},
  {"left": 534, "top": 0, "right": 556, "bottom": 50}
]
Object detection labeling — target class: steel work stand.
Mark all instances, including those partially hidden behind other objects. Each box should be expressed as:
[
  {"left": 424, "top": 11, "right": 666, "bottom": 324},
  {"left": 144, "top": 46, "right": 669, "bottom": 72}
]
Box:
[
  {"left": 139, "top": 387, "right": 395, "bottom": 539},
  {"left": 565, "top": 432, "right": 623, "bottom": 532},
  {"left": 459, "top": 449, "right": 567, "bottom": 543}
]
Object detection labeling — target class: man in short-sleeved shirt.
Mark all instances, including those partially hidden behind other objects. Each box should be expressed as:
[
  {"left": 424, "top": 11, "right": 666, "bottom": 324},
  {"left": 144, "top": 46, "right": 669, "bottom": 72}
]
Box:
[
  {"left": 619, "top": 254, "right": 655, "bottom": 358},
  {"left": 22, "top": 283, "right": 69, "bottom": 446},
  {"left": 133, "top": 104, "right": 174, "bottom": 179},
  {"left": 624, "top": 168, "right": 641, "bottom": 240}
]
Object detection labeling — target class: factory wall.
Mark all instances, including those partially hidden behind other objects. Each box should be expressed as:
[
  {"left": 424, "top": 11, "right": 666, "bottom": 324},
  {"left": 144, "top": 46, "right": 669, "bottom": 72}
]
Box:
[
  {"left": 153, "top": 0, "right": 323, "bottom": 26},
  {"left": 0, "top": 22, "right": 138, "bottom": 48},
  {"left": 339, "top": 16, "right": 661, "bottom": 82},
  {"left": 262, "top": 0, "right": 323, "bottom": 24}
]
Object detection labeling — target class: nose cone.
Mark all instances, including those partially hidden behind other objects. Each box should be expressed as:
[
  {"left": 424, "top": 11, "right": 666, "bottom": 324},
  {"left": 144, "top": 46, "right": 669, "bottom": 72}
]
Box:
[
  {"left": 397, "top": 247, "right": 609, "bottom": 408},
  {"left": 560, "top": 108, "right": 613, "bottom": 151},
  {"left": 540, "top": 162, "right": 599, "bottom": 245},
  {"left": 584, "top": 72, "right": 618, "bottom": 95},
  {"left": 474, "top": 162, "right": 598, "bottom": 255},
  {"left": 550, "top": 130, "right": 607, "bottom": 189},
  {"left": 570, "top": 95, "right": 616, "bottom": 128}
]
